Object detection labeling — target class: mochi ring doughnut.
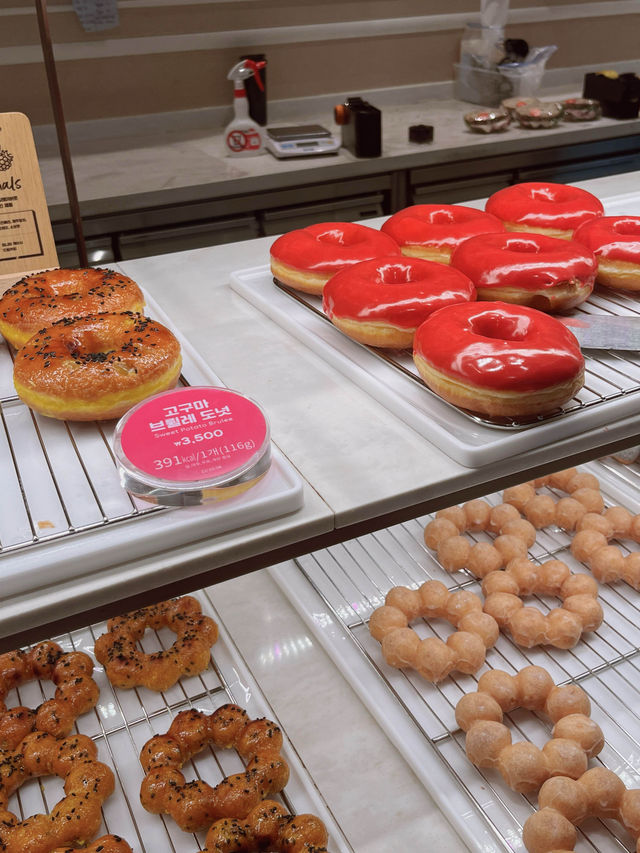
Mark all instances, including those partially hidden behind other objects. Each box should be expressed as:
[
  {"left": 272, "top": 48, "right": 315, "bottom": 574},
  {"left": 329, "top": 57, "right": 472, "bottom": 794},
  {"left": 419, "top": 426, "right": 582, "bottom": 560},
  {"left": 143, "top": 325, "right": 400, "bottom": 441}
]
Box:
[
  {"left": 269, "top": 221, "right": 400, "bottom": 295},
  {"left": 450, "top": 232, "right": 597, "bottom": 312},
  {"left": 380, "top": 203, "right": 504, "bottom": 263},
  {"left": 485, "top": 182, "right": 604, "bottom": 239},
  {"left": 322, "top": 255, "right": 476, "bottom": 348},
  {"left": 573, "top": 214, "right": 640, "bottom": 291},
  {"left": 368, "top": 580, "right": 499, "bottom": 682},
  {"left": 412, "top": 301, "right": 585, "bottom": 419},
  {"left": 455, "top": 665, "right": 604, "bottom": 794}
]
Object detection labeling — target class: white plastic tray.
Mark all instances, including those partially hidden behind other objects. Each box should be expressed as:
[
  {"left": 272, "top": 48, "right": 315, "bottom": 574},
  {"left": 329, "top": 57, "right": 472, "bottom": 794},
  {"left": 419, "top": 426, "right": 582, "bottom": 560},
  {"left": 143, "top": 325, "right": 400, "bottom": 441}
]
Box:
[
  {"left": 0, "top": 293, "right": 304, "bottom": 596},
  {"left": 270, "top": 461, "right": 640, "bottom": 852},
  {"left": 3, "top": 590, "right": 352, "bottom": 853},
  {"left": 231, "top": 266, "right": 640, "bottom": 468}
]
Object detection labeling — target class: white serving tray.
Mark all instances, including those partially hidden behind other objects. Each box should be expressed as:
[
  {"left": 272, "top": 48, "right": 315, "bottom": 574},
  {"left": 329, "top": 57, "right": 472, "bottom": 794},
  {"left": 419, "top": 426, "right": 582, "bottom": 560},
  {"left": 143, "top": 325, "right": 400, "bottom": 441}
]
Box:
[
  {"left": 4, "top": 590, "right": 351, "bottom": 853},
  {"left": 0, "top": 293, "right": 304, "bottom": 596},
  {"left": 270, "top": 460, "right": 640, "bottom": 853},
  {"left": 231, "top": 266, "right": 640, "bottom": 468}
]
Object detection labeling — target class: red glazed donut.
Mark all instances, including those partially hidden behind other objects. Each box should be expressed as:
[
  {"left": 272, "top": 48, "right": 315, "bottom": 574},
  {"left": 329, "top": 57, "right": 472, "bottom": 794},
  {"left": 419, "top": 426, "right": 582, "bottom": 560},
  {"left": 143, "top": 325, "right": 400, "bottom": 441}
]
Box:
[
  {"left": 486, "top": 182, "right": 604, "bottom": 239},
  {"left": 450, "top": 232, "right": 597, "bottom": 312},
  {"left": 412, "top": 301, "right": 585, "bottom": 418},
  {"left": 270, "top": 221, "right": 400, "bottom": 295},
  {"left": 322, "top": 256, "right": 476, "bottom": 348},
  {"left": 381, "top": 204, "right": 505, "bottom": 263},
  {"left": 573, "top": 215, "right": 640, "bottom": 292}
]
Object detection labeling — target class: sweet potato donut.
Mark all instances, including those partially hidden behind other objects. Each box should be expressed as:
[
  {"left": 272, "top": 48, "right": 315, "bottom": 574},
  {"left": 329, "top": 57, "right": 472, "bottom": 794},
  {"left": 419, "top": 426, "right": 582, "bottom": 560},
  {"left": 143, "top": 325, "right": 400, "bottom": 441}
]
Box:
[
  {"left": 139, "top": 704, "right": 290, "bottom": 832},
  {"left": 450, "top": 232, "right": 597, "bottom": 312},
  {"left": 13, "top": 311, "right": 182, "bottom": 421},
  {"left": 322, "top": 255, "right": 476, "bottom": 348},
  {"left": 269, "top": 221, "right": 400, "bottom": 295},
  {"left": 203, "top": 800, "right": 329, "bottom": 852},
  {"left": 485, "top": 182, "right": 604, "bottom": 239},
  {"left": 412, "top": 301, "right": 585, "bottom": 418},
  {"left": 0, "top": 640, "right": 99, "bottom": 750},
  {"left": 0, "top": 731, "right": 115, "bottom": 853},
  {"left": 573, "top": 215, "right": 640, "bottom": 291},
  {"left": 0, "top": 267, "right": 145, "bottom": 350},
  {"left": 380, "top": 203, "right": 505, "bottom": 263},
  {"left": 52, "top": 837, "right": 133, "bottom": 853},
  {"left": 94, "top": 595, "right": 218, "bottom": 691}
]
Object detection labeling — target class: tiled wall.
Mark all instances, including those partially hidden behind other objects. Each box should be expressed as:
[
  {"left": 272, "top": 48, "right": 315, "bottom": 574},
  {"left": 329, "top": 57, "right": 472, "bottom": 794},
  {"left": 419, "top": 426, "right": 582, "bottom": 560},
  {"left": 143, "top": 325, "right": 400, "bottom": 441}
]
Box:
[{"left": 4, "top": 0, "right": 640, "bottom": 125}]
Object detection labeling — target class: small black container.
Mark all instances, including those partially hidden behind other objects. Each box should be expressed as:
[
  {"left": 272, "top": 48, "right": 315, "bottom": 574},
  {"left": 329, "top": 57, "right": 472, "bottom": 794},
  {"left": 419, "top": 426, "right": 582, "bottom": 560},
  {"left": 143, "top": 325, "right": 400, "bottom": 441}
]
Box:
[
  {"left": 241, "top": 53, "right": 267, "bottom": 126},
  {"left": 334, "top": 96, "right": 381, "bottom": 158},
  {"left": 583, "top": 72, "right": 640, "bottom": 119}
]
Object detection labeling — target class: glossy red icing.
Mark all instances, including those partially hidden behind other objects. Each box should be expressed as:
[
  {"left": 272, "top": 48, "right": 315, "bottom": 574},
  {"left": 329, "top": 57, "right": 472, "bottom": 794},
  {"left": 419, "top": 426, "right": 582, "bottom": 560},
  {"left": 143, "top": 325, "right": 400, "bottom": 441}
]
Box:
[
  {"left": 450, "top": 232, "right": 597, "bottom": 291},
  {"left": 381, "top": 204, "right": 504, "bottom": 249},
  {"left": 322, "top": 256, "right": 476, "bottom": 328},
  {"left": 486, "top": 182, "right": 604, "bottom": 232},
  {"left": 573, "top": 215, "right": 640, "bottom": 264},
  {"left": 270, "top": 221, "right": 400, "bottom": 272},
  {"left": 413, "top": 301, "right": 584, "bottom": 391}
]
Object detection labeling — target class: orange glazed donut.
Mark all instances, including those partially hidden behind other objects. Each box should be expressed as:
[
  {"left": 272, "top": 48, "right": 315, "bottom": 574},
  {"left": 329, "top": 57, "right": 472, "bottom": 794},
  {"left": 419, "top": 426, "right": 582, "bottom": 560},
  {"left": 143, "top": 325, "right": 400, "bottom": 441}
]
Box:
[
  {"left": 0, "top": 267, "right": 145, "bottom": 350},
  {"left": 485, "top": 182, "right": 604, "bottom": 239},
  {"left": 450, "top": 232, "right": 596, "bottom": 312},
  {"left": 412, "top": 301, "right": 585, "bottom": 418},
  {"left": 573, "top": 215, "right": 640, "bottom": 291},
  {"left": 203, "top": 800, "right": 329, "bottom": 853},
  {"left": 52, "top": 838, "right": 133, "bottom": 853},
  {"left": 321, "top": 255, "right": 476, "bottom": 348},
  {"left": 269, "top": 221, "right": 400, "bottom": 295},
  {"left": 380, "top": 203, "right": 505, "bottom": 263},
  {"left": 13, "top": 311, "right": 182, "bottom": 421}
]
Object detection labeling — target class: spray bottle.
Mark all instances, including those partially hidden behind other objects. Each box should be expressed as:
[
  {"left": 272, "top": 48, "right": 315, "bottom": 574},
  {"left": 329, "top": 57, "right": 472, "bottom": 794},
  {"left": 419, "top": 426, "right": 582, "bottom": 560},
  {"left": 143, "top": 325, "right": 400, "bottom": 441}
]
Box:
[{"left": 224, "top": 59, "right": 266, "bottom": 157}]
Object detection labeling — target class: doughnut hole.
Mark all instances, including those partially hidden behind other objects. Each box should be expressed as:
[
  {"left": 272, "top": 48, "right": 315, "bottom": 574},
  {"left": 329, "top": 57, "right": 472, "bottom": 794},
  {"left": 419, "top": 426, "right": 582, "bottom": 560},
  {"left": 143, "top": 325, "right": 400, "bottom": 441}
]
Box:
[
  {"left": 369, "top": 605, "right": 407, "bottom": 642},
  {"left": 562, "top": 594, "right": 603, "bottom": 632},
  {"left": 493, "top": 533, "right": 528, "bottom": 563},
  {"left": 477, "top": 669, "right": 519, "bottom": 712},
  {"left": 566, "top": 471, "right": 600, "bottom": 492},
  {"left": 555, "top": 496, "right": 587, "bottom": 531},
  {"left": 590, "top": 545, "right": 624, "bottom": 583},
  {"left": 579, "top": 767, "right": 626, "bottom": 819},
  {"left": 560, "top": 573, "right": 599, "bottom": 598},
  {"left": 437, "top": 535, "right": 471, "bottom": 572},
  {"left": 463, "top": 499, "right": 491, "bottom": 531},
  {"left": 544, "top": 609, "right": 583, "bottom": 649},
  {"left": 552, "top": 714, "right": 604, "bottom": 758},
  {"left": 620, "top": 788, "right": 640, "bottom": 836},
  {"left": 488, "top": 502, "right": 521, "bottom": 534},
  {"left": 538, "top": 776, "right": 589, "bottom": 824},
  {"left": 381, "top": 628, "right": 420, "bottom": 668},
  {"left": 548, "top": 468, "right": 579, "bottom": 490},
  {"left": 537, "top": 560, "right": 571, "bottom": 596},
  {"left": 571, "top": 487, "right": 605, "bottom": 513},
  {"left": 576, "top": 511, "right": 613, "bottom": 538},
  {"left": 435, "top": 506, "right": 466, "bottom": 531},
  {"left": 455, "top": 692, "right": 503, "bottom": 732},
  {"left": 542, "top": 737, "right": 588, "bottom": 779},
  {"left": 522, "top": 807, "right": 577, "bottom": 853},
  {"left": 570, "top": 529, "right": 608, "bottom": 562},
  {"left": 483, "top": 592, "right": 523, "bottom": 627},
  {"left": 424, "top": 517, "right": 459, "bottom": 550},
  {"left": 465, "top": 720, "right": 512, "bottom": 768},
  {"left": 517, "top": 665, "right": 554, "bottom": 711},
  {"left": 446, "top": 631, "right": 486, "bottom": 673},
  {"left": 524, "top": 494, "right": 557, "bottom": 529},
  {"left": 418, "top": 579, "right": 450, "bottom": 616},
  {"left": 467, "top": 542, "right": 504, "bottom": 578},
  {"left": 508, "top": 607, "right": 547, "bottom": 648},
  {"left": 544, "top": 684, "right": 590, "bottom": 723},
  {"left": 501, "top": 518, "right": 537, "bottom": 547},
  {"left": 385, "top": 586, "right": 422, "bottom": 620},
  {"left": 457, "top": 611, "right": 500, "bottom": 648},
  {"left": 497, "top": 742, "right": 550, "bottom": 793},
  {"left": 604, "top": 504, "right": 633, "bottom": 537},
  {"left": 623, "top": 553, "right": 640, "bottom": 589},
  {"left": 414, "top": 637, "right": 456, "bottom": 683},
  {"left": 446, "top": 590, "right": 483, "bottom": 624},
  {"left": 503, "top": 483, "right": 536, "bottom": 513},
  {"left": 505, "top": 558, "right": 538, "bottom": 594},
  {"left": 482, "top": 571, "right": 519, "bottom": 597}
]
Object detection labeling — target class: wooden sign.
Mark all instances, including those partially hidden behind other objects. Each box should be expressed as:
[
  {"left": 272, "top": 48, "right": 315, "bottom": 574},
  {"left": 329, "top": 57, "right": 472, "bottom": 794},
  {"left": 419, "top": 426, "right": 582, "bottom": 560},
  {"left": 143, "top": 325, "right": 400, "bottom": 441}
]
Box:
[{"left": 0, "top": 112, "right": 58, "bottom": 294}]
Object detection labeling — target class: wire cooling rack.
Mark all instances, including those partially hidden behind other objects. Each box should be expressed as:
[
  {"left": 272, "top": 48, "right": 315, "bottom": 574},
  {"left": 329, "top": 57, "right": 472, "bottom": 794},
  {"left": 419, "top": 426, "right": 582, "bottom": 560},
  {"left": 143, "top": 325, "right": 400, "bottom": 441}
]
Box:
[
  {"left": 271, "top": 460, "right": 640, "bottom": 852},
  {"left": 2, "top": 591, "right": 352, "bottom": 853}
]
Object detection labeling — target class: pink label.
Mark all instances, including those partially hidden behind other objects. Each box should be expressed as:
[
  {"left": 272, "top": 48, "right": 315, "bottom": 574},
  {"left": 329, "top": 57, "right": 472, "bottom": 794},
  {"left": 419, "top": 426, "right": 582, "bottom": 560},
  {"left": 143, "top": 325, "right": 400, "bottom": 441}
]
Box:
[{"left": 120, "top": 387, "right": 268, "bottom": 483}]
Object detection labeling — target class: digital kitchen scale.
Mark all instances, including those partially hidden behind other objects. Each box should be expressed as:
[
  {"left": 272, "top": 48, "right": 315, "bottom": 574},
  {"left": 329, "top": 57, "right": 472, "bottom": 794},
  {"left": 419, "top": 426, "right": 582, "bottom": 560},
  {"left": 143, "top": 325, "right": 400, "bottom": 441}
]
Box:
[{"left": 265, "top": 124, "right": 340, "bottom": 158}]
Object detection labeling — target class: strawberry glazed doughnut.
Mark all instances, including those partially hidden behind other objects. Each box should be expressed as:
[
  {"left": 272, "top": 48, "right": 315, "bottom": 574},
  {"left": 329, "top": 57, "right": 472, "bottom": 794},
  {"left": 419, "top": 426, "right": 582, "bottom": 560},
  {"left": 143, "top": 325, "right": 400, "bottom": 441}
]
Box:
[
  {"left": 573, "top": 215, "right": 640, "bottom": 292},
  {"left": 450, "top": 232, "right": 597, "bottom": 312},
  {"left": 380, "top": 204, "right": 505, "bottom": 263},
  {"left": 13, "top": 312, "right": 182, "bottom": 421},
  {"left": 269, "top": 221, "right": 400, "bottom": 295},
  {"left": 486, "top": 182, "right": 604, "bottom": 239},
  {"left": 322, "top": 255, "right": 476, "bottom": 348},
  {"left": 0, "top": 267, "right": 145, "bottom": 349},
  {"left": 412, "top": 301, "right": 585, "bottom": 418}
]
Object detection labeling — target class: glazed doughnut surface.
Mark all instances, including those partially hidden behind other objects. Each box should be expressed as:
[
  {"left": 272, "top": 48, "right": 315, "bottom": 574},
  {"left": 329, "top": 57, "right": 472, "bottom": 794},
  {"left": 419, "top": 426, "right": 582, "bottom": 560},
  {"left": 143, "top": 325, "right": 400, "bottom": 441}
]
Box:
[
  {"left": 269, "top": 221, "right": 400, "bottom": 295},
  {"left": 0, "top": 267, "right": 144, "bottom": 349},
  {"left": 450, "top": 232, "right": 596, "bottom": 312},
  {"left": 486, "top": 182, "right": 604, "bottom": 238},
  {"left": 573, "top": 215, "right": 640, "bottom": 291},
  {"left": 380, "top": 203, "right": 504, "bottom": 262},
  {"left": 322, "top": 255, "right": 476, "bottom": 348},
  {"left": 412, "top": 301, "right": 585, "bottom": 418}
]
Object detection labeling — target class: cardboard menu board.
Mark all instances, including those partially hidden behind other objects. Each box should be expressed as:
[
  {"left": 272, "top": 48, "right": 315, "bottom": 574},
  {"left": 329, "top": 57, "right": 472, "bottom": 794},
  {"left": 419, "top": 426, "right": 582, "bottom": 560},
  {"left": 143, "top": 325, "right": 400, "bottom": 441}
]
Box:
[{"left": 0, "top": 112, "right": 58, "bottom": 294}]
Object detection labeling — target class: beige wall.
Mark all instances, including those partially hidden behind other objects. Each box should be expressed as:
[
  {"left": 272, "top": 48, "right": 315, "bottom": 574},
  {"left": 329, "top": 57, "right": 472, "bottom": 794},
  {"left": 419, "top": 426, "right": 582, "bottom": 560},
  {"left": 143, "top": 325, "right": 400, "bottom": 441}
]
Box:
[{"left": 2, "top": 1, "right": 639, "bottom": 126}]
